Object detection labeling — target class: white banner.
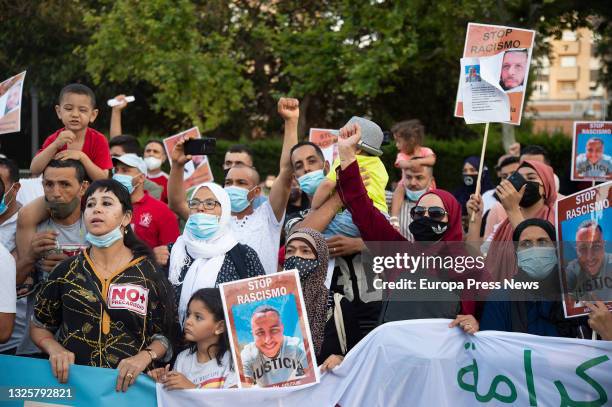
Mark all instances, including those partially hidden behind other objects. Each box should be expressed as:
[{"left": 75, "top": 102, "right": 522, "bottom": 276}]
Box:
[{"left": 157, "top": 319, "right": 612, "bottom": 406}]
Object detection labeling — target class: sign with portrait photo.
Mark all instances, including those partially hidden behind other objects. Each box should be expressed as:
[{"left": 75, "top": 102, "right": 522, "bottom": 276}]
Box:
[
  {"left": 454, "top": 23, "right": 535, "bottom": 125},
  {"left": 219, "top": 270, "right": 319, "bottom": 388},
  {"left": 571, "top": 121, "right": 612, "bottom": 182},
  {"left": 0, "top": 71, "right": 26, "bottom": 135},
  {"left": 309, "top": 128, "right": 339, "bottom": 170},
  {"left": 556, "top": 181, "right": 612, "bottom": 317}
]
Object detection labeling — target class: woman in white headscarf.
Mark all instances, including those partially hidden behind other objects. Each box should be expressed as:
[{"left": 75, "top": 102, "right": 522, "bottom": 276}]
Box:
[{"left": 168, "top": 182, "right": 265, "bottom": 324}]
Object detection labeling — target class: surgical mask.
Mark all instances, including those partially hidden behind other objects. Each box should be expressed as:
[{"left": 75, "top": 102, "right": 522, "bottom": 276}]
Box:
[
  {"left": 519, "top": 181, "right": 542, "bottom": 208},
  {"left": 0, "top": 184, "right": 15, "bottom": 215},
  {"left": 284, "top": 256, "right": 319, "bottom": 280},
  {"left": 297, "top": 170, "right": 325, "bottom": 196},
  {"left": 113, "top": 173, "right": 135, "bottom": 194},
  {"left": 144, "top": 157, "right": 162, "bottom": 171},
  {"left": 517, "top": 246, "right": 557, "bottom": 280},
  {"left": 185, "top": 213, "right": 220, "bottom": 240},
  {"left": 46, "top": 196, "right": 80, "bottom": 220},
  {"left": 409, "top": 217, "right": 448, "bottom": 242},
  {"left": 225, "top": 186, "right": 253, "bottom": 213},
  {"left": 405, "top": 187, "right": 427, "bottom": 202},
  {"left": 86, "top": 215, "right": 127, "bottom": 248}
]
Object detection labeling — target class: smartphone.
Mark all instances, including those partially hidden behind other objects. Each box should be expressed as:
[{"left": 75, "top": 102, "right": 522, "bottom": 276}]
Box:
[
  {"left": 495, "top": 171, "right": 526, "bottom": 200},
  {"left": 184, "top": 138, "right": 216, "bottom": 156}
]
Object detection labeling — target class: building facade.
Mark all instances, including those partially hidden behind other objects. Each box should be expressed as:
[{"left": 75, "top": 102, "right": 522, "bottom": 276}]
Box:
[{"left": 526, "top": 28, "right": 608, "bottom": 135}]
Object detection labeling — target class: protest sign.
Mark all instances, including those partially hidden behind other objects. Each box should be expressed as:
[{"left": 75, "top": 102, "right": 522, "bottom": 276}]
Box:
[
  {"left": 571, "top": 122, "right": 612, "bottom": 181},
  {"left": 219, "top": 270, "right": 319, "bottom": 388},
  {"left": 158, "top": 320, "right": 612, "bottom": 407},
  {"left": 308, "top": 128, "right": 338, "bottom": 170},
  {"left": 0, "top": 354, "right": 156, "bottom": 407},
  {"left": 556, "top": 181, "right": 612, "bottom": 317},
  {"left": 163, "top": 127, "right": 213, "bottom": 194},
  {"left": 455, "top": 23, "right": 535, "bottom": 125},
  {"left": 0, "top": 71, "right": 26, "bottom": 135}
]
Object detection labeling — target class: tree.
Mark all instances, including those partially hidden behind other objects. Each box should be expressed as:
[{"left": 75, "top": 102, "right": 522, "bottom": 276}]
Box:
[{"left": 85, "top": 0, "right": 253, "bottom": 132}]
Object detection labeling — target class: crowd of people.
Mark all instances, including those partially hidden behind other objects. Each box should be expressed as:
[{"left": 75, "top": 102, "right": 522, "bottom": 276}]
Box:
[{"left": 0, "top": 83, "right": 610, "bottom": 392}]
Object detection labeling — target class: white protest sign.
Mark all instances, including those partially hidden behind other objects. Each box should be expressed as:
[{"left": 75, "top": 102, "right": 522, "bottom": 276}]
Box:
[
  {"left": 157, "top": 320, "right": 612, "bottom": 406},
  {"left": 0, "top": 71, "right": 26, "bottom": 135}
]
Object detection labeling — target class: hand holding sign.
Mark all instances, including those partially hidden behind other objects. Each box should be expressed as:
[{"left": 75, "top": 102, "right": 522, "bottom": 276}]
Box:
[
  {"left": 466, "top": 193, "right": 483, "bottom": 219},
  {"left": 586, "top": 301, "right": 612, "bottom": 340}
]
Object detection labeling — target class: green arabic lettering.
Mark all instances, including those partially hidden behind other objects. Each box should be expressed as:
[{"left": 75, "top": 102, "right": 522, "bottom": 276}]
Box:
[
  {"left": 457, "top": 357, "right": 518, "bottom": 403},
  {"left": 524, "top": 349, "right": 538, "bottom": 406},
  {"left": 555, "top": 355, "right": 609, "bottom": 407}
]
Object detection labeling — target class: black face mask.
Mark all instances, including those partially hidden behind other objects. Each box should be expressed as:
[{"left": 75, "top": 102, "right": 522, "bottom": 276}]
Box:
[
  {"left": 519, "top": 181, "right": 542, "bottom": 208},
  {"left": 409, "top": 217, "right": 448, "bottom": 242},
  {"left": 463, "top": 174, "right": 477, "bottom": 187},
  {"left": 283, "top": 256, "right": 319, "bottom": 280}
]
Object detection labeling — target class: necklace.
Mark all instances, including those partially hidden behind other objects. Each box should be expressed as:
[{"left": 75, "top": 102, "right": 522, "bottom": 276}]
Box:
[{"left": 89, "top": 248, "right": 131, "bottom": 278}]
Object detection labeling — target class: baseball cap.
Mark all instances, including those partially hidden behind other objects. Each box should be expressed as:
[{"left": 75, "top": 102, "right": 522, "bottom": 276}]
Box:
[
  {"left": 112, "top": 153, "right": 147, "bottom": 174},
  {"left": 346, "top": 116, "right": 384, "bottom": 156}
]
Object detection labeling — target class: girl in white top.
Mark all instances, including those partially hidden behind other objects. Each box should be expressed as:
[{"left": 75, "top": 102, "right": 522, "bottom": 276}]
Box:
[{"left": 149, "top": 288, "right": 237, "bottom": 389}]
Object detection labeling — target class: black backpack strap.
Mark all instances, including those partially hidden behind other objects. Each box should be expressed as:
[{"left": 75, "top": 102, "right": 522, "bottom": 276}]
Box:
[{"left": 228, "top": 244, "right": 249, "bottom": 280}]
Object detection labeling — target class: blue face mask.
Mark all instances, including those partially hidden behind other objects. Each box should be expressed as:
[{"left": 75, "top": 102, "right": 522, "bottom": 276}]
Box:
[
  {"left": 405, "top": 187, "right": 427, "bottom": 202},
  {"left": 186, "top": 213, "right": 220, "bottom": 240},
  {"left": 86, "top": 215, "right": 127, "bottom": 248},
  {"left": 297, "top": 169, "right": 325, "bottom": 196},
  {"left": 112, "top": 173, "right": 135, "bottom": 194},
  {"left": 517, "top": 246, "right": 558, "bottom": 280},
  {"left": 225, "top": 186, "right": 253, "bottom": 213},
  {"left": 0, "top": 184, "right": 15, "bottom": 216}
]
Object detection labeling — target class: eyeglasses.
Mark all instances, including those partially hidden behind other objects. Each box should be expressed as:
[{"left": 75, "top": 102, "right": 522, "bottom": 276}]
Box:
[
  {"left": 188, "top": 199, "right": 221, "bottom": 210},
  {"left": 410, "top": 206, "right": 447, "bottom": 221}
]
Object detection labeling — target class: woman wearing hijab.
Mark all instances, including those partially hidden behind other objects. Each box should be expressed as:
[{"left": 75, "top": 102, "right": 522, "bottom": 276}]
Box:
[
  {"left": 453, "top": 156, "right": 494, "bottom": 217},
  {"left": 467, "top": 159, "right": 557, "bottom": 282},
  {"left": 333, "top": 124, "right": 485, "bottom": 333},
  {"left": 283, "top": 228, "right": 361, "bottom": 371},
  {"left": 168, "top": 182, "right": 265, "bottom": 324},
  {"left": 480, "top": 219, "right": 590, "bottom": 337}
]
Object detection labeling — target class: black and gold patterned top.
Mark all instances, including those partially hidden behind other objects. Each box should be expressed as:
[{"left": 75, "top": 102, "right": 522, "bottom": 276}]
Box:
[{"left": 33, "top": 250, "right": 173, "bottom": 368}]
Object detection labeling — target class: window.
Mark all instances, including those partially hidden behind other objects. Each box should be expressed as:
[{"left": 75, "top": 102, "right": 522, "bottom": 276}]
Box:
[
  {"left": 560, "top": 56, "right": 576, "bottom": 67},
  {"left": 534, "top": 82, "right": 549, "bottom": 96},
  {"left": 562, "top": 30, "right": 577, "bottom": 41},
  {"left": 559, "top": 81, "right": 576, "bottom": 92}
]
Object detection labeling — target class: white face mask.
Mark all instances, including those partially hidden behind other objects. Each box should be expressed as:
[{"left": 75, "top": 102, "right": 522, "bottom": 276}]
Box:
[{"left": 144, "top": 157, "right": 162, "bottom": 171}]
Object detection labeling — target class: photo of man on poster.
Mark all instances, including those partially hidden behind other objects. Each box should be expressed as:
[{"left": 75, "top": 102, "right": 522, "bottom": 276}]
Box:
[
  {"left": 566, "top": 220, "right": 612, "bottom": 302},
  {"left": 499, "top": 49, "right": 528, "bottom": 92},
  {"left": 576, "top": 137, "right": 612, "bottom": 178},
  {"left": 241, "top": 305, "right": 309, "bottom": 387}
]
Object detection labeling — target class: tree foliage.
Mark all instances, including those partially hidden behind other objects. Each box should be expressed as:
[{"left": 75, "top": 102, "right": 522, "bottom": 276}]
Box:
[{"left": 0, "top": 0, "right": 610, "bottom": 158}]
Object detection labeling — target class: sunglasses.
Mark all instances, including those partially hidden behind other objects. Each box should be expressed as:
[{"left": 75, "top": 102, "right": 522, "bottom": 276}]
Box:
[{"left": 410, "top": 206, "right": 447, "bottom": 221}]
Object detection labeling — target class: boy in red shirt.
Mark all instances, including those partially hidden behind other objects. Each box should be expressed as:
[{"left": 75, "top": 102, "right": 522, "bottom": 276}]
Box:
[{"left": 30, "top": 84, "right": 112, "bottom": 181}]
